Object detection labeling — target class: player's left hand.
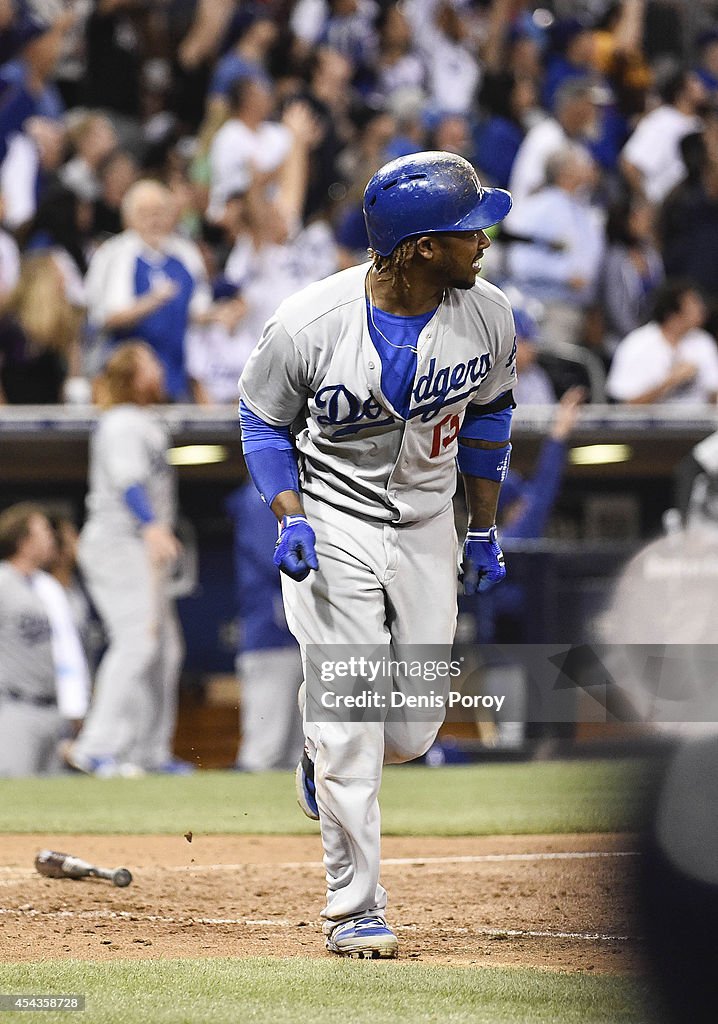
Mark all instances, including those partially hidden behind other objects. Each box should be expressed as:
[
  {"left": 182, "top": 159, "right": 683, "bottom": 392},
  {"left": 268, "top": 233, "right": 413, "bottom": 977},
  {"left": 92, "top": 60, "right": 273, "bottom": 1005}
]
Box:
[
  {"left": 274, "top": 514, "right": 319, "bottom": 581},
  {"left": 461, "top": 525, "right": 506, "bottom": 594}
]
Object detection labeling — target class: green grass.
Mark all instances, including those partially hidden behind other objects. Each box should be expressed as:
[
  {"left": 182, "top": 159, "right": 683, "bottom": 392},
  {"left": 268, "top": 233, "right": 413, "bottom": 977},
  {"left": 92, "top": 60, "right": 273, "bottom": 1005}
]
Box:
[
  {"left": 0, "top": 958, "right": 652, "bottom": 1024},
  {"left": 0, "top": 760, "right": 653, "bottom": 836}
]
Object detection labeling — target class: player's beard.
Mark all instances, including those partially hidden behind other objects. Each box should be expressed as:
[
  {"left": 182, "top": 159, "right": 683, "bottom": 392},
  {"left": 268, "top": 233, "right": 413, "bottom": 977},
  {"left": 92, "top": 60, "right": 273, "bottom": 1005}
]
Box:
[
  {"left": 449, "top": 264, "right": 481, "bottom": 290},
  {"left": 451, "top": 274, "right": 478, "bottom": 290},
  {"left": 440, "top": 258, "right": 479, "bottom": 291}
]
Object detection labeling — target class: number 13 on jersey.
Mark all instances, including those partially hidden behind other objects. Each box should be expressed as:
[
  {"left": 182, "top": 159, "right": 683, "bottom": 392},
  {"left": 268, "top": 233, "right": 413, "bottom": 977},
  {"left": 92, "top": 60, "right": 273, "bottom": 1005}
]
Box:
[{"left": 430, "top": 413, "right": 460, "bottom": 458}]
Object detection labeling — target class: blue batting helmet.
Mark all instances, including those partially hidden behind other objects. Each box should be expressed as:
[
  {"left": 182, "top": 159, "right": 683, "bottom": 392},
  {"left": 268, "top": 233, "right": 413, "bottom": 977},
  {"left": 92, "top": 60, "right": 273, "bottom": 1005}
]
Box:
[{"left": 363, "top": 151, "right": 512, "bottom": 257}]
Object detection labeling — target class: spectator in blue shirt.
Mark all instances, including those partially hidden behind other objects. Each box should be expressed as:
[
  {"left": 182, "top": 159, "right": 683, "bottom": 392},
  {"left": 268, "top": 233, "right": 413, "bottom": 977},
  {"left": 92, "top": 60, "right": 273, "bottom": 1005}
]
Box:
[
  {"left": 475, "top": 71, "right": 538, "bottom": 188},
  {"left": 208, "top": 13, "right": 277, "bottom": 101},
  {"left": 0, "top": 4, "right": 70, "bottom": 160}
]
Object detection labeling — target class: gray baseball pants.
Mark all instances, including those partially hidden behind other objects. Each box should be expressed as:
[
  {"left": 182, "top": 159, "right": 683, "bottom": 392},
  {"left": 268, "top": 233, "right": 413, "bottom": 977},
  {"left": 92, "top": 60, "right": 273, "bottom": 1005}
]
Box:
[
  {"left": 236, "top": 647, "right": 304, "bottom": 771},
  {"left": 74, "top": 529, "right": 184, "bottom": 770},
  {"left": 282, "top": 493, "right": 458, "bottom": 929},
  {"left": 0, "top": 697, "right": 63, "bottom": 776}
]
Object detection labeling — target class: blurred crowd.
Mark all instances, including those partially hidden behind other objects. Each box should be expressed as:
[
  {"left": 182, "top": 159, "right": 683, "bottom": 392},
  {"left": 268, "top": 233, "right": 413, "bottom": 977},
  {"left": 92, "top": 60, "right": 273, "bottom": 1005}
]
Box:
[{"left": 0, "top": 0, "right": 717, "bottom": 406}]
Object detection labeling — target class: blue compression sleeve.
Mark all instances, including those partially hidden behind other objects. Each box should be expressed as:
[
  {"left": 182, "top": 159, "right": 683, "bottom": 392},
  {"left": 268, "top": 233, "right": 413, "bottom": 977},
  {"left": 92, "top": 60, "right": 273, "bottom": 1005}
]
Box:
[
  {"left": 239, "top": 400, "right": 300, "bottom": 506},
  {"left": 124, "top": 484, "right": 155, "bottom": 525},
  {"left": 239, "top": 400, "right": 294, "bottom": 453}
]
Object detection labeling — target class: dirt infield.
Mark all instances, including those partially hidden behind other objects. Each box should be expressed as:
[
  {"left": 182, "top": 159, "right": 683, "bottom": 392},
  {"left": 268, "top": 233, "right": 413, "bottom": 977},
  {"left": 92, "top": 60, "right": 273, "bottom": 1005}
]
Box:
[{"left": 1, "top": 834, "right": 641, "bottom": 972}]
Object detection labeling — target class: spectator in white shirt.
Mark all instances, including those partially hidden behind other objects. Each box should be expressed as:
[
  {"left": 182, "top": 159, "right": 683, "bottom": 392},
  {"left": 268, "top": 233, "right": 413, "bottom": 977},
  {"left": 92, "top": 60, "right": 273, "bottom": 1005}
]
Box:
[
  {"left": 0, "top": 205, "right": 19, "bottom": 298},
  {"left": 607, "top": 280, "right": 718, "bottom": 404},
  {"left": 0, "top": 116, "right": 66, "bottom": 230},
  {"left": 505, "top": 144, "right": 605, "bottom": 347},
  {"left": 207, "top": 76, "right": 291, "bottom": 222},
  {"left": 404, "top": 0, "right": 480, "bottom": 115},
  {"left": 370, "top": 4, "right": 425, "bottom": 106},
  {"left": 84, "top": 179, "right": 213, "bottom": 401},
  {"left": 508, "top": 79, "right": 600, "bottom": 212},
  {"left": 60, "top": 110, "right": 118, "bottom": 203},
  {"left": 621, "top": 68, "right": 706, "bottom": 204},
  {"left": 191, "top": 102, "right": 336, "bottom": 397}
]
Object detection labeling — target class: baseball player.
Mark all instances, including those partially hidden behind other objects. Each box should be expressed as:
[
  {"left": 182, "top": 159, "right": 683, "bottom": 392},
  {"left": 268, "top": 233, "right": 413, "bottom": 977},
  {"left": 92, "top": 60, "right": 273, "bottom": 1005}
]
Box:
[
  {"left": 0, "top": 504, "right": 89, "bottom": 776},
  {"left": 64, "top": 342, "right": 188, "bottom": 777},
  {"left": 239, "top": 152, "right": 516, "bottom": 957},
  {"left": 226, "top": 481, "right": 304, "bottom": 772}
]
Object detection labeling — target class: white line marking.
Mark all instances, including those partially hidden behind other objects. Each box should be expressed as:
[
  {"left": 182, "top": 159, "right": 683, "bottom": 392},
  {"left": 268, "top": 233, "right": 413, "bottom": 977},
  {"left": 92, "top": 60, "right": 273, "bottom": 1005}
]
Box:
[
  {"left": 0, "top": 908, "right": 292, "bottom": 927},
  {"left": 0, "top": 850, "right": 639, "bottom": 882},
  {"left": 473, "top": 927, "right": 630, "bottom": 942},
  {"left": 161, "top": 851, "right": 640, "bottom": 872},
  {"left": 0, "top": 906, "right": 632, "bottom": 942},
  {"left": 381, "top": 851, "right": 639, "bottom": 867}
]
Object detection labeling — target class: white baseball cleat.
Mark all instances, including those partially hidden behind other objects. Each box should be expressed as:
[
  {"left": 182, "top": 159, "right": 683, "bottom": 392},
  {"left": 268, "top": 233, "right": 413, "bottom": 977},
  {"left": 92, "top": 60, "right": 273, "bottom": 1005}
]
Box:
[
  {"left": 326, "top": 916, "right": 399, "bottom": 959},
  {"left": 61, "top": 743, "right": 145, "bottom": 779}
]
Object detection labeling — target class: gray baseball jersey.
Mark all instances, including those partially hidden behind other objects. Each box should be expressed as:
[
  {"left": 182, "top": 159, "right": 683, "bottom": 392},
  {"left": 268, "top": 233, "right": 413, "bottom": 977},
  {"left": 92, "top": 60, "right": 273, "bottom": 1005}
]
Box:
[
  {"left": 240, "top": 260, "right": 516, "bottom": 931},
  {"left": 239, "top": 263, "right": 516, "bottom": 523},
  {"left": 84, "top": 405, "right": 176, "bottom": 534},
  {"left": 0, "top": 562, "right": 55, "bottom": 701}
]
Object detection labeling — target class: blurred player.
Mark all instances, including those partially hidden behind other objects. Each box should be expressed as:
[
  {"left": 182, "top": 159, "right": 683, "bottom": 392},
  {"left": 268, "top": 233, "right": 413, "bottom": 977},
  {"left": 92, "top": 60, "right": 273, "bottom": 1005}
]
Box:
[
  {"left": 226, "top": 481, "right": 304, "bottom": 772},
  {"left": 64, "top": 342, "right": 189, "bottom": 777},
  {"left": 0, "top": 504, "right": 89, "bottom": 776},
  {"left": 239, "top": 152, "right": 515, "bottom": 957}
]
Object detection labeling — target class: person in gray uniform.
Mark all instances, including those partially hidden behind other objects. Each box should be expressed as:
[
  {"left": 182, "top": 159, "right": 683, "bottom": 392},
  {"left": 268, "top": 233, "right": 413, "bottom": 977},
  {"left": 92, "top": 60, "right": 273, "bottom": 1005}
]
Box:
[
  {"left": 64, "top": 341, "right": 189, "bottom": 777},
  {"left": 0, "top": 505, "right": 66, "bottom": 776},
  {"left": 239, "top": 152, "right": 516, "bottom": 957}
]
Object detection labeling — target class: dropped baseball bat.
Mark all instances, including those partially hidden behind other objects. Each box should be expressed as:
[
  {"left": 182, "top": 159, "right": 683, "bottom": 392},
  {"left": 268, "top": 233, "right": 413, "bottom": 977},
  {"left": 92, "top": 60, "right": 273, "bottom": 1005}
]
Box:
[{"left": 34, "top": 849, "right": 132, "bottom": 887}]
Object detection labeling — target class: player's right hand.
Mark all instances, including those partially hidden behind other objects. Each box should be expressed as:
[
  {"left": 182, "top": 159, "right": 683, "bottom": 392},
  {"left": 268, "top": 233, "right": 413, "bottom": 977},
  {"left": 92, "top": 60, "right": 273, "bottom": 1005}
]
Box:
[
  {"left": 461, "top": 526, "right": 506, "bottom": 594},
  {"left": 143, "top": 522, "right": 182, "bottom": 568},
  {"left": 274, "top": 514, "right": 319, "bottom": 581}
]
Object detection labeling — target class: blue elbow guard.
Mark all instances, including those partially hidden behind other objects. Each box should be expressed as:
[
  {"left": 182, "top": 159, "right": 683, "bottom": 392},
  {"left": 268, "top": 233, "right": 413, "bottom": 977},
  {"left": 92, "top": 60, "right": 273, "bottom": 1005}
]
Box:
[
  {"left": 124, "top": 484, "right": 155, "bottom": 525},
  {"left": 244, "top": 447, "right": 300, "bottom": 508},
  {"left": 460, "top": 403, "right": 513, "bottom": 443},
  {"left": 457, "top": 441, "right": 512, "bottom": 482}
]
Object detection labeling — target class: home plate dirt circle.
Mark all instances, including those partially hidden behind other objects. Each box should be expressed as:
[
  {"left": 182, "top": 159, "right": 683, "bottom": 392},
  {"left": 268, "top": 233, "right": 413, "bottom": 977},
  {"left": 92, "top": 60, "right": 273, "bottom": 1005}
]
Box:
[{"left": 1, "top": 833, "right": 641, "bottom": 971}]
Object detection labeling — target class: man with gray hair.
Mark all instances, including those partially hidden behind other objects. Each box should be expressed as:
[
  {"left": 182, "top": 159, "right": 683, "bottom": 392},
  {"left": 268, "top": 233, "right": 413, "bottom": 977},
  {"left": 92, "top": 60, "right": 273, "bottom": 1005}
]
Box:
[
  {"left": 84, "top": 179, "right": 214, "bottom": 402},
  {"left": 508, "top": 79, "right": 601, "bottom": 211},
  {"left": 506, "top": 144, "right": 604, "bottom": 346}
]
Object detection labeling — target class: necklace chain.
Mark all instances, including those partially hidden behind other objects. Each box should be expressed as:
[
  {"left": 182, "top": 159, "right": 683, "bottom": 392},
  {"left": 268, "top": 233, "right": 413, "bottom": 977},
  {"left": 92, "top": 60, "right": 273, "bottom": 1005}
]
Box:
[{"left": 367, "top": 274, "right": 444, "bottom": 354}]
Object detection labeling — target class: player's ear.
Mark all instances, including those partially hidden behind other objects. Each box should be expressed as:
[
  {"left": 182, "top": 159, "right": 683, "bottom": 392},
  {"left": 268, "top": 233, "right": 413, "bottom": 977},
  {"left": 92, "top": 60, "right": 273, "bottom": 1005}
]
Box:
[{"left": 415, "top": 235, "right": 436, "bottom": 260}]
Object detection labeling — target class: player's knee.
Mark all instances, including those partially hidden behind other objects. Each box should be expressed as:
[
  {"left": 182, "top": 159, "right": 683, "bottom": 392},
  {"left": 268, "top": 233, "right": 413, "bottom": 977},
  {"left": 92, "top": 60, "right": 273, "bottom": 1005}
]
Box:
[
  {"left": 111, "top": 626, "right": 159, "bottom": 673},
  {"left": 384, "top": 723, "right": 440, "bottom": 765},
  {"left": 317, "top": 724, "right": 383, "bottom": 778}
]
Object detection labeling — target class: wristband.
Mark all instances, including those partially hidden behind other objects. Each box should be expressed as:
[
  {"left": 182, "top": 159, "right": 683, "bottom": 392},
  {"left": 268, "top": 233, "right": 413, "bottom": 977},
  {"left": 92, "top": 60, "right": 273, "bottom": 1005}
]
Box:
[
  {"left": 458, "top": 441, "right": 511, "bottom": 482},
  {"left": 280, "top": 514, "right": 309, "bottom": 531}
]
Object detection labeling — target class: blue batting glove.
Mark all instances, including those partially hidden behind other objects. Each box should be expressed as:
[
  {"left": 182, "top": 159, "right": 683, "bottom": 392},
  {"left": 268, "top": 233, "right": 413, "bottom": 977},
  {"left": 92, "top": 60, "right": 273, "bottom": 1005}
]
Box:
[
  {"left": 273, "top": 514, "right": 319, "bottom": 581},
  {"left": 461, "top": 525, "right": 506, "bottom": 594}
]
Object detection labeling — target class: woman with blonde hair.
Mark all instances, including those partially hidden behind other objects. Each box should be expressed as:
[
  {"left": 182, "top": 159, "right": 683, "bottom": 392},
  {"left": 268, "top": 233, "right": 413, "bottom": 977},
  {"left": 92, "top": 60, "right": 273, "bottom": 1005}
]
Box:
[
  {"left": 0, "top": 252, "right": 80, "bottom": 403},
  {"left": 64, "top": 341, "right": 191, "bottom": 776}
]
